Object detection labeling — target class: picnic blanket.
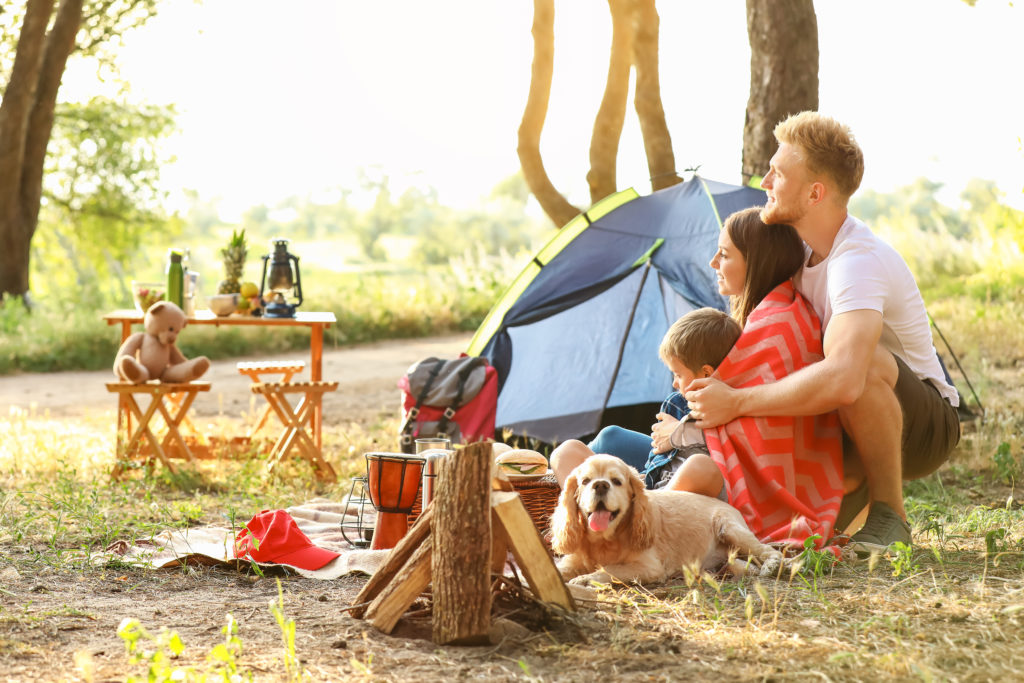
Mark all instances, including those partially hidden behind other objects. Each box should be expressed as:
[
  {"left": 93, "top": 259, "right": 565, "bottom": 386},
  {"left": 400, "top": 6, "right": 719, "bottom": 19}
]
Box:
[
  {"left": 95, "top": 499, "right": 390, "bottom": 579},
  {"left": 704, "top": 281, "right": 844, "bottom": 550}
]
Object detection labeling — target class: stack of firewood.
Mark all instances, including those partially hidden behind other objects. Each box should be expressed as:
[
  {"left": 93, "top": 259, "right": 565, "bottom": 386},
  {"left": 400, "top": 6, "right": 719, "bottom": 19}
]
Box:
[{"left": 348, "top": 441, "right": 574, "bottom": 645}]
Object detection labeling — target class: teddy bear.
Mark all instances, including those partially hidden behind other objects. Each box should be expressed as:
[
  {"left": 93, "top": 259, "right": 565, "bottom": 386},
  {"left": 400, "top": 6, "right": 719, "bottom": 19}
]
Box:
[{"left": 113, "top": 301, "right": 211, "bottom": 384}]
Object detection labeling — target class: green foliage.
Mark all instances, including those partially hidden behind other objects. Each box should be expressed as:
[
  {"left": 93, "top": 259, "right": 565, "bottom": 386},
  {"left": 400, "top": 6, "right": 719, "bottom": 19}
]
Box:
[
  {"left": 220, "top": 169, "right": 548, "bottom": 267},
  {"left": 992, "top": 441, "right": 1022, "bottom": 484},
  {"left": 2, "top": 1, "right": 163, "bottom": 85},
  {"left": 33, "top": 97, "right": 180, "bottom": 306},
  {"left": 117, "top": 613, "right": 253, "bottom": 682},
  {"left": 851, "top": 177, "right": 1024, "bottom": 302},
  {"left": 887, "top": 541, "right": 919, "bottom": 578},
  {"left": 269, "top": 580, "right": 302, "bottom": 682},
  {"left": 0, "top": 262, "right": 507, "bottom": 375}
]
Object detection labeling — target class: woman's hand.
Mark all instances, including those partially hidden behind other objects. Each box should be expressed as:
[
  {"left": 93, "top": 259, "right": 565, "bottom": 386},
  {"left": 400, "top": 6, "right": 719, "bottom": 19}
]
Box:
[
  {"left": 650, "top": 413, "right": 679, "bottom": 453},
  {"left": 684, "top": 378, "right": 741, "bottom": 428}
]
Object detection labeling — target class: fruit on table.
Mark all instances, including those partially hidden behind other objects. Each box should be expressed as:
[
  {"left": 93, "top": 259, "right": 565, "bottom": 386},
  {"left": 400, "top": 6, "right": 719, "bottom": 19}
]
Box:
[
  {"left": 135, "top": 287, "right": 164, "bottom": 311},
  {"left": 218, "top": 229, "right": 248, "bottom": 294},
  {"left": 240, "top": 281, "right": 260, "bottom": 298}
]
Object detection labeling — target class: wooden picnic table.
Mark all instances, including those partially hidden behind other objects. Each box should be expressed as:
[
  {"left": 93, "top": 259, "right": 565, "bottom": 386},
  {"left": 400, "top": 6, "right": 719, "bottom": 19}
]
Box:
[{"left": 103, "top": 308, "right": 337, "bottom": 461}]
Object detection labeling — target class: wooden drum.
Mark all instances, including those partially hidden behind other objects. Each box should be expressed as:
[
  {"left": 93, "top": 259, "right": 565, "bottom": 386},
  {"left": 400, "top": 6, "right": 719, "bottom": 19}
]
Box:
[{"left": 364, "top": 452, "right": 425, "bottom": 550}]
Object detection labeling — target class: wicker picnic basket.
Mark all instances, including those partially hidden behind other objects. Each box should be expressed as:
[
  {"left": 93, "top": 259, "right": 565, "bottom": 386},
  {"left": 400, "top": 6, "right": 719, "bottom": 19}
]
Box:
[{"left": 408, "top": 474, "right": 561, "bottom": 545}]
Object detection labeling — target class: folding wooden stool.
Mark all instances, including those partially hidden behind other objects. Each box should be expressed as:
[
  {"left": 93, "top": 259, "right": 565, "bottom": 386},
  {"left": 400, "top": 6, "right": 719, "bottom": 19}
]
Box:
[
  {"left": 236, "top": 361, "right": 306, "bottom": 437},
  {"left": 106, "top": 381, "right": 211, "bottom": 477},
  {"left": 251, "top": 380, "right": 338, "bottom": 482}
]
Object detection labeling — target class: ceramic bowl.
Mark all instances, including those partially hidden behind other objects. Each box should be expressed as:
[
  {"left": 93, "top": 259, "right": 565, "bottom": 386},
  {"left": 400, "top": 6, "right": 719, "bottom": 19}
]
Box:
[{"left": 207, "top": 293, "right": 239, "bottom": 317}]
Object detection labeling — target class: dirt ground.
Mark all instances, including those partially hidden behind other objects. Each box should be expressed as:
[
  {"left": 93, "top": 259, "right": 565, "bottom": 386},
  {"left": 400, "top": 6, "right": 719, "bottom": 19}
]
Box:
[
  {"left": 2, "top": 336, "right": 1022, "bottom": 681},
  {"left": 3, "top": 333, "right": 572, "bottom": 682},
  {"left": 0, "top": 332, "right": 474, "bottom": 428}
]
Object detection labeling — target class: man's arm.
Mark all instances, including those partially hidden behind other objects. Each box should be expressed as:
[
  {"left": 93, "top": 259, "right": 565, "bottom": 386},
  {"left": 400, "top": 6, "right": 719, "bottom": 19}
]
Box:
[{"left": 684, "top": 309, "right": 884, "bottom": 428}]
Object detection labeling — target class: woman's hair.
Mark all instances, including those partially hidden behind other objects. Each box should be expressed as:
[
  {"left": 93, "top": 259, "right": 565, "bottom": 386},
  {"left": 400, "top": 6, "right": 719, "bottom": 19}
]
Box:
[
  {"left": 774, "top": 111, "right": 864, "bottom": 200},
  {"left": 725, "top": 207, "right": 805, "bottom": 327}
]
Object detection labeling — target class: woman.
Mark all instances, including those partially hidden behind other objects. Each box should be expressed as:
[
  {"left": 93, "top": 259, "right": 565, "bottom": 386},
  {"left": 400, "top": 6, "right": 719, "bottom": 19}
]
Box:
[
  {"left": 552, "top": 207, "right": 805, "bottom": 482},
  {"left": 552, "top": 207, "right": 844, "bottom": 548}
]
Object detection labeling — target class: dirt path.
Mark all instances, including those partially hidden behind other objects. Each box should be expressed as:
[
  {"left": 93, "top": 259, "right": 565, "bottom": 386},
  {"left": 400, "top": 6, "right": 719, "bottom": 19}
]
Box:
[{"left": 0, "top": 333, "right": 473, "bottom": 428}]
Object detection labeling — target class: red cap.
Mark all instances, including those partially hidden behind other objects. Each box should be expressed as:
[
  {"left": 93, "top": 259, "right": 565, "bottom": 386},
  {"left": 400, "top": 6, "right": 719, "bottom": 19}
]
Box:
[{"left": 234, "top": 509, "right": 340, "bottom": 570}]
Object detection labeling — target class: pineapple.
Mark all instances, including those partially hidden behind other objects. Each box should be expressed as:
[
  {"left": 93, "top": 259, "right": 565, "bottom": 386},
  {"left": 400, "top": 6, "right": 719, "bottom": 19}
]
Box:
[{"left": 218, "top": 229, "right": 247, "bottom": 294}]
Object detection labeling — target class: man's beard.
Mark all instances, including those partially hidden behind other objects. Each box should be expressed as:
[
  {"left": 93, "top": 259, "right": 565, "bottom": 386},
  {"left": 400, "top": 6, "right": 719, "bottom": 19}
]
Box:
[{"left": 761, "top": 199, "right": 806, "bottom": 226}]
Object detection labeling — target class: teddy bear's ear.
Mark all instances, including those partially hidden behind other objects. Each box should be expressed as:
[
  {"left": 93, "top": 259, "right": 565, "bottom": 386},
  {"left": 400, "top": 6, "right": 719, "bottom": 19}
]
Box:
[{"left": 148, "top": 301, "right": 166, "bottom": 315}]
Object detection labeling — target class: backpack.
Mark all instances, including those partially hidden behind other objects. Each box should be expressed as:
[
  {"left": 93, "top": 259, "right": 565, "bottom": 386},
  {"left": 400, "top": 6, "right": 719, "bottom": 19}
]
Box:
[{"left": 397, "top": 355, "right": 498, "bottom": 453}]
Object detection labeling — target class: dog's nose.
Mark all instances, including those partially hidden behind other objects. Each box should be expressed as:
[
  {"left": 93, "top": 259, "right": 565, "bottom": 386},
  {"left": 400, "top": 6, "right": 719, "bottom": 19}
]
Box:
[{"left": 592, "top": 480, "right": 609, "bottom": 495}]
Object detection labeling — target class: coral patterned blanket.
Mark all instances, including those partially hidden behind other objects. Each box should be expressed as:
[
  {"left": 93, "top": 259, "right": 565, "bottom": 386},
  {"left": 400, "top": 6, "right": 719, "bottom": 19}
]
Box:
[{"left": 704, "top": 281, "right": 844, "bottom": 549}]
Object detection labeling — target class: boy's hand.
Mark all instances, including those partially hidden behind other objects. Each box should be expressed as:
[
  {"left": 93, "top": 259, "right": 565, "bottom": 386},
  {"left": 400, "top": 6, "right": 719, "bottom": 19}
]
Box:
[{"left": 650, "top": 412, "right": 679, "bottom": 453}]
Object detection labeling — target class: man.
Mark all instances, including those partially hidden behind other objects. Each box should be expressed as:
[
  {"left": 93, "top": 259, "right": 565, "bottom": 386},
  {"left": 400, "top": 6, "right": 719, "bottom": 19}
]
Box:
[{"left": 685, "top": 111, "right": 960, "bottom": 553}]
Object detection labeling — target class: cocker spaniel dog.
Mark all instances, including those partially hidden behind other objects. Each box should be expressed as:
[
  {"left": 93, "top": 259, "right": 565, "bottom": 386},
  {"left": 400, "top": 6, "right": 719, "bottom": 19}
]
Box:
[{"left": 551, "top": 454, "right": 783, "bottom": 584}]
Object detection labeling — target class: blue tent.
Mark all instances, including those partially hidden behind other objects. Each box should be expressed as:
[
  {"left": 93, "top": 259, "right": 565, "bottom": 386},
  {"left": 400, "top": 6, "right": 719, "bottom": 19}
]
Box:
[{"left": 467, "top": 176, "right": 766, "bottom": 444}]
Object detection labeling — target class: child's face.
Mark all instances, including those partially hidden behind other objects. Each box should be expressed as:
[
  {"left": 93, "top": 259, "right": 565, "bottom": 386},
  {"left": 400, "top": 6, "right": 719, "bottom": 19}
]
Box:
[{"left": 665, "top": 356, "right": 708, "bottom": 392}]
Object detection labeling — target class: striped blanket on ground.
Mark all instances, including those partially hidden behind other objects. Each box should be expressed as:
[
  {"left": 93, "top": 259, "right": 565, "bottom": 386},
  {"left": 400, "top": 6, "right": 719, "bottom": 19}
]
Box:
[{"left": 704, "top": 281, "right": 844, "bottom": 550}]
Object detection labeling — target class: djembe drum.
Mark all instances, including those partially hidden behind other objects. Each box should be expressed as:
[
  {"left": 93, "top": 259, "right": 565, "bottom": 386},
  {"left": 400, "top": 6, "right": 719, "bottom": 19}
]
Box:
[{"left": 364, "top": 452, "right": 425, "bottom": 550}]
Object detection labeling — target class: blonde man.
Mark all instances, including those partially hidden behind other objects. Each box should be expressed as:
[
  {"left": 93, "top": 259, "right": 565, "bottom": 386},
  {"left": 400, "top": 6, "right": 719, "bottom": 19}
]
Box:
[{"left": 685, "top": 111, "right": 960, "bottom": 554}]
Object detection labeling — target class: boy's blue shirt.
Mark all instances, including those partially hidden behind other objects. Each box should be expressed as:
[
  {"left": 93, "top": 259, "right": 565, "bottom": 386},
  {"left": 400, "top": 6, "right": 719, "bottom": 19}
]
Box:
[{"left": 641, "top": 391, "right": 689, "bottom": 478}]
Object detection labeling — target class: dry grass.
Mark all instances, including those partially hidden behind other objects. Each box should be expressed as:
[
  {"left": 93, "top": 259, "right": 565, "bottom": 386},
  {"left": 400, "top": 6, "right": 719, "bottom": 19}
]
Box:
[{"left": 2, "top": 308, "right": 1024, "bottom": 680}]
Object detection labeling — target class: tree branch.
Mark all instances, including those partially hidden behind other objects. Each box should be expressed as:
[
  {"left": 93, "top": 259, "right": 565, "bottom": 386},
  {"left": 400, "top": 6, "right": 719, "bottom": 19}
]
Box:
[
  {"left": 517, "top": 0, "right": 580, "bottom": 228},
  {"left": 0, "top": 0, "right": 55, "bottom": 206},
  {"left": 587, "top": 0, "right": 633, "bottom": 204},
  {"left": 631, "top": 0, "right": 680, "bottom": 191},
  {"left": 21, "top": 0, "right": 85, "bottom": 229}
]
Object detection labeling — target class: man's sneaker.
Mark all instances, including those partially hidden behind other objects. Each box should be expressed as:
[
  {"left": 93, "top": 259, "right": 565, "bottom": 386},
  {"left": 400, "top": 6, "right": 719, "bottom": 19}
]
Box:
[
  {"left": 848, "top": 501, "right": 911, "bottom": 556},
  {"left": 834, "top": 482, "right": 869, "bottom": 533}
]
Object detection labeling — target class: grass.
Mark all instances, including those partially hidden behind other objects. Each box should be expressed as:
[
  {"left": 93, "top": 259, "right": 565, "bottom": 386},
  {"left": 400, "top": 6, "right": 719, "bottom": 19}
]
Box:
[
  {"left": 1, "top": 273, "right": 1023, "bottom": 679},
  {"left": 3, "top": 394, "right": 1024, "bottom": 680},
  {"left": 0, "top": 262, "right": 505, "bottom": 375}
]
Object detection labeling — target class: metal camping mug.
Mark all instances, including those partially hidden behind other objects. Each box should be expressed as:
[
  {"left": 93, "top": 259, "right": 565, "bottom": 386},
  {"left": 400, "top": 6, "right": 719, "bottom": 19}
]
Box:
[{"left": 415, "top": 437, "right": 452, "bottom": 508}]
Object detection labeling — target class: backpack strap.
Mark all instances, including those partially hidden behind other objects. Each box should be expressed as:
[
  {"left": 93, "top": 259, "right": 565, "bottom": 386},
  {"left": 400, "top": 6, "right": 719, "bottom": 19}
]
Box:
[{"left": 399, "top": 359, "right": 446, "bottom": 450}]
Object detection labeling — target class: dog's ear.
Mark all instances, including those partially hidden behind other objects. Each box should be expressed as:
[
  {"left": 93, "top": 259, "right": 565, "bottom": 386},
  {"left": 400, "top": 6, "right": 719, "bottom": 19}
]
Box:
[
  {"left": 550, "top": 470, "right": 583, "bottom": 555},
  {"left": 624, "top": 466, "right": 654, "bottom": 551}
]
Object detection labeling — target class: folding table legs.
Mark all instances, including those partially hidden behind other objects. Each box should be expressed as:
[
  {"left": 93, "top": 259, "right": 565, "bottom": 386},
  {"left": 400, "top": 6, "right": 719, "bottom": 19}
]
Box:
[
  {"left": 251, "top": 381, "right": 338, "bottom": 482},
  {"left": 106, "top": 382, "right": 211, "bottom": 478}
]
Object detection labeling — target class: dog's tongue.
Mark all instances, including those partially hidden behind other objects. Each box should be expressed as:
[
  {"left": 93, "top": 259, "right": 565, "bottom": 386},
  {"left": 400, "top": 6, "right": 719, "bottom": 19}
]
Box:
[{"left": 588, "top": 510, "right": 612, "bottom": 532}]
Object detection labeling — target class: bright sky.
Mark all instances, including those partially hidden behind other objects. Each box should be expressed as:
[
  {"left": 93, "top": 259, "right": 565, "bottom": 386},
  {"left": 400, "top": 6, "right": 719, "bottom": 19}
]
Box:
[{"left": 62, "top": 0, "right": 1024, "bottom": 217}]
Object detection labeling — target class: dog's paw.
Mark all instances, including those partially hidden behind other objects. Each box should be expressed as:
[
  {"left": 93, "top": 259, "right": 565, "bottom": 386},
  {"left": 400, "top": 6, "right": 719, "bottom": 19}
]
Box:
[
  {"left": 569, "top": 570, "right": 615, "bottom": 586},
  {"left": 758, "top": 554, "right": 785, "bottom": 578}
]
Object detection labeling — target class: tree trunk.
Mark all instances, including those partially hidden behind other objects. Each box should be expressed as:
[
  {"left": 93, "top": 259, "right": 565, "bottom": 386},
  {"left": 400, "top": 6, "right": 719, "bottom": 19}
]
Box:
[
  {"left": 431, "top": 441, "right": 492, "bottom": 645},
  {"left": 742, "top": 0, "right": 819, "bottom": 185},
  {"left": 517, "top": 0, "right": 580, "bottom": 228},
  {"left": 631, "top": 0, "right": 680, "bottom": 191},
  {"left": 586, "top": 0, "right": 633, "bottom": 204},
  {"left": 0, "top": 0, "right": 83, "bottom": 303}
]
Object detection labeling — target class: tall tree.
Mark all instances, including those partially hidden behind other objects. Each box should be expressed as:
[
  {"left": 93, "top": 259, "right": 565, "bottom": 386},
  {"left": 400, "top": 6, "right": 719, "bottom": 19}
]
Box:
[
  {"left": 0, "top": 0, "right": 160, "bottom": 305},
  {"left": 741, "top": 0, "right": 819, "bottom": 185}
]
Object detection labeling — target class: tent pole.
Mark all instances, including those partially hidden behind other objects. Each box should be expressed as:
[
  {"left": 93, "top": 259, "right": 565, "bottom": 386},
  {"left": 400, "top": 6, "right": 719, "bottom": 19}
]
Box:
[
  {"left": 929, "top": 315, "right": 985, "bottom": 420},
  {"left": 600, "top": 261, "right": 653, "bottom": 418}
]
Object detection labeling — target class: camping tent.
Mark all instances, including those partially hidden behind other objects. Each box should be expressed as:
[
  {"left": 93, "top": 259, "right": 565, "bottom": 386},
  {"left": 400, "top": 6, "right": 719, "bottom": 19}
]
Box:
[{"left": 466, "top": 176, "right": 766, "bottom": 445}]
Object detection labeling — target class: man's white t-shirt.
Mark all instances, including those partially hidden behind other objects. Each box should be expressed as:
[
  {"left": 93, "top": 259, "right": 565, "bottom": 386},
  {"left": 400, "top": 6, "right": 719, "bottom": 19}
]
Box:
[{"left": 795, "top": 215, "right": 958, "bottom": 406}]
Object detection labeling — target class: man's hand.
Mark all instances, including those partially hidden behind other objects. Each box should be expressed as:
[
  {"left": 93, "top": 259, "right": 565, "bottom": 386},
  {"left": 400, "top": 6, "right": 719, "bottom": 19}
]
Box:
[
  {"left": 650, "top": 413, "right": 679, "bottom": 453},
  {"left": 684, "top": 377, "right": 741, "bottom": 428}
]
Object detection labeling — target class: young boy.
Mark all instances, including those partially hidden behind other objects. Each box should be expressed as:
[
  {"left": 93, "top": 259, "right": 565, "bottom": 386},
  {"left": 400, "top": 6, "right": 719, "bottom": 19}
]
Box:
[{"left": 643, "top": 307, "right": 741, "bottom": 500}]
